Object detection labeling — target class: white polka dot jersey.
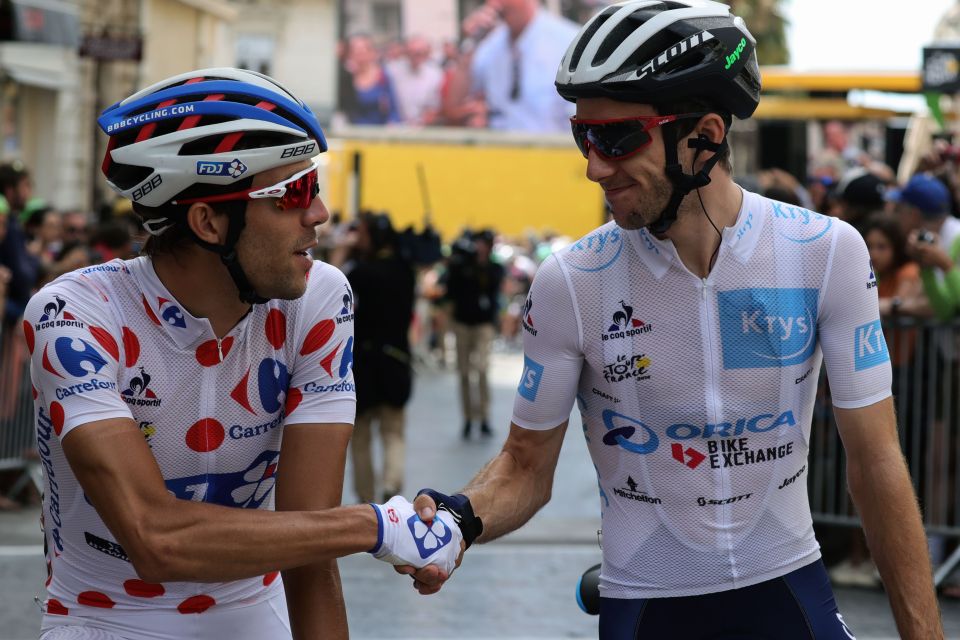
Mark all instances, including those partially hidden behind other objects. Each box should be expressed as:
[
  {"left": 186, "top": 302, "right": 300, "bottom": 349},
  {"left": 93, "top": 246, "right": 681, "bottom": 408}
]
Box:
[{"left": 25, "top": 257, "right": 356, "bottom": 616}]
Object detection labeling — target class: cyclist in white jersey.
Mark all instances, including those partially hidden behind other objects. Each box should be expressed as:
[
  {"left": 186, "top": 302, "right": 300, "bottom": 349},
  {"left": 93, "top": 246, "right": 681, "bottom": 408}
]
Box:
[
  {"left": 405, "top": 2, "right": 942, "bottom": 638},
  {"left": 28, "top": 68, "right": 462, "bottom": 640}
]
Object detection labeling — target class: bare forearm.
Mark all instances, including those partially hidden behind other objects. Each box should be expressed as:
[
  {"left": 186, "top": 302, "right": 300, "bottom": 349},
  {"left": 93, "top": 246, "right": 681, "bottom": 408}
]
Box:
[
  {"left": 849, "top": 454, "right": 943, "bottom": 639},
  {"left": 135, "top": 501, "right": 376, "bottom": 583},
  {"left": 463, "top": 449, "right": 552, "bottom": 542},
  {"left": 283, "top": 562, "right": 347, "bottom": 640}
]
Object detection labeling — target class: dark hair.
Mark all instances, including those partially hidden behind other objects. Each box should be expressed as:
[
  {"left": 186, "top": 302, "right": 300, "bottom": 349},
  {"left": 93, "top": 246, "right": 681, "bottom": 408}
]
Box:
[
  {"left": 132, "top": 177, "right": 253, "bottom": 257},
  {"left": 862, "top": 213, "right": 909, "bottom": 273},
  {"left": 358, "top": 210, "right": 397, "bottom": 254},
  {"left": 0, "top": 161, "right": 29, "bottom": 194},
  {"left": 652, "top": 98, "right": 733, "bottom": 173},
  {"left": 91, "top": 221, "right": 131, "bottom": 250},
  {"left": 24, "top": 206, "right": 54, "bottom": 232},
  {"left": 764, "top": 186, "right": 802, "bottom": 207}
]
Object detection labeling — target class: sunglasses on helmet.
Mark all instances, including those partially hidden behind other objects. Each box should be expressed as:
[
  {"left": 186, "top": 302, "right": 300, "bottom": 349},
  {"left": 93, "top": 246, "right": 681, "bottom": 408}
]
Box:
[
  {"left": 173, "top": 159, "right": 321, "bottom": 211},
  {"left": 570, "top": 112, "right": 707, "bottom": 161}
]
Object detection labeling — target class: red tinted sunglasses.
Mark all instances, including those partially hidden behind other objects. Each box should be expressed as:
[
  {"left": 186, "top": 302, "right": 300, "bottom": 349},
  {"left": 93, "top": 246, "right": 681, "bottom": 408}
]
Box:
[
  {"left": 173, "top": 159, "right": 321, "bottom": 211},
  {"left": 570, "top": 112, "right": 707, "bottom": 161}
]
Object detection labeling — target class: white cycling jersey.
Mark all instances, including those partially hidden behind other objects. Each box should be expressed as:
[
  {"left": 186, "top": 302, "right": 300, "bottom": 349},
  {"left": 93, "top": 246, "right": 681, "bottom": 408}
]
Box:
[
  {"left": 25, "top": 257, "right": 355, "bottom": 620},
  {"left": 512, "top": 188, "right": 892, "bottom": 599}
]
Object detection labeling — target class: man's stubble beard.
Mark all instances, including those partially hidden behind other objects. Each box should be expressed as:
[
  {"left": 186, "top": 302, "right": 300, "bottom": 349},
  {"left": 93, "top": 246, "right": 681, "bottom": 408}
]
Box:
[{"left": 609, "top": 174, "right": 674, "bottom": 231}]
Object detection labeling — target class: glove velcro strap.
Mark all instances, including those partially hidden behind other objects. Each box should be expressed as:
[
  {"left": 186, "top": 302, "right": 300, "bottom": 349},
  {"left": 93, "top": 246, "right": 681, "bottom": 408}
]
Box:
[{"left": 417, "top": 489, "right": 483, "bottom": 548}]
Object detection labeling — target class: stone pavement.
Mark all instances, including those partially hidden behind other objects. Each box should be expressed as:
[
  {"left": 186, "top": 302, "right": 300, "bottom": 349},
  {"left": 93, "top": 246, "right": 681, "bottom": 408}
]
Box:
[{"left": 1, "top": 348, "right": 959, "bottom": 638}]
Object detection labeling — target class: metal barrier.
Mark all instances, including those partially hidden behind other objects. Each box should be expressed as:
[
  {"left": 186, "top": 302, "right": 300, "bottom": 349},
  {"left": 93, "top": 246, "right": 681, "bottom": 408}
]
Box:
[
  {"left": 0, "top": 323, "right": 41, "bottom": 502},
  {"left": 808, "top": 317, "right": 960, "bottom": 585}
]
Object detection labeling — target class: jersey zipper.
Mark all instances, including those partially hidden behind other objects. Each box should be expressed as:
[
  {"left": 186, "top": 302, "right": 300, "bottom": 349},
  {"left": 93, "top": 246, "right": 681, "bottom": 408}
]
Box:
[{"left": 700, "top": 270, "right": 741, "bottom": 583}]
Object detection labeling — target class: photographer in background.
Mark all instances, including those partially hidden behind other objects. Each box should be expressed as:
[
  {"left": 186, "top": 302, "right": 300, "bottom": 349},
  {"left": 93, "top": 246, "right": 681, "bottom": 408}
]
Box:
[
  {"left": 341, "top": 212, "right": 417, "bottom": 503},
  {"left": 444, "top": 229, "right": 504, "bottom": 439},
  {"left": 890, "top": 173, "right": 960, "bottom": 321}
]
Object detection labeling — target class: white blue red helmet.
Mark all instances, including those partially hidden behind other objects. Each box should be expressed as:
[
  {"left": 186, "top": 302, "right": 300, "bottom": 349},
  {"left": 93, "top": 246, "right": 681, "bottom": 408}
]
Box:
[{"left": 98, "top": 67, "right": 327, "bottom": 208}]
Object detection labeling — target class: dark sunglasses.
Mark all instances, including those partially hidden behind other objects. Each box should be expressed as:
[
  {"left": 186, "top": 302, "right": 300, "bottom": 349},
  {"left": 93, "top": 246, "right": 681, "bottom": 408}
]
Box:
[
  {"left": 173, "top": 160, "right": 320, "bottom": 211},
  {"left": 570, "top": 112, "right": 707, "bottom": 161}
]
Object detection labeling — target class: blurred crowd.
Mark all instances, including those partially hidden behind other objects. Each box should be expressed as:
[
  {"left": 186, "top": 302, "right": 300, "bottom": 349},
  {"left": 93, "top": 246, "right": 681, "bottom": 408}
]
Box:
[
  {"left": 335, "top": 0, "right": 578, "bottom": 132},
  {"left": 0, "top": 162, "right": 140, "bottom": 338},
  {"left": 0, "top": 161, "right": 141, "bottom": 509},
  {"left": 741, "top": 121, "right": 960, "bottom": 595}
]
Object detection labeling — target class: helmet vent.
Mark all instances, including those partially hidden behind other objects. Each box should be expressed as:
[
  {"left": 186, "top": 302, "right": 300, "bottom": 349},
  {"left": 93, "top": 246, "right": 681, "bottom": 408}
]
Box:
[
  {"left": 108, "top": 163, "right": 154, "bottom": 190},
  {"left": 569, "top": 10, "right": 615, "bottom": 71},
  {"left": 178, "top": 130, "right": 302, "bottom": 156}
]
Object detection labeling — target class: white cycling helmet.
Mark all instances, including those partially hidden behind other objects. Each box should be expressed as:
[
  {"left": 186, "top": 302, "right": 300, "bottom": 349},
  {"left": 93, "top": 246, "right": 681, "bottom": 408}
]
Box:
[
  {"left": 99, "top": 67, "right": 326, "bottom": 209},
  {"left": 97, "top": 68, "right": 328, "bottom": 304},
  {"left": 555, "top": 0, "right": 761, "bottom": 119}
]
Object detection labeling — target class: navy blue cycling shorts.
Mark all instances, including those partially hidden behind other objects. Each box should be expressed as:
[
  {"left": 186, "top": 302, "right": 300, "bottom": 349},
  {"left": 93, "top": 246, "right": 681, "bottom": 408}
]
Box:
[{"left": 599, "top": 559, "right": 856, "bottom": 639}]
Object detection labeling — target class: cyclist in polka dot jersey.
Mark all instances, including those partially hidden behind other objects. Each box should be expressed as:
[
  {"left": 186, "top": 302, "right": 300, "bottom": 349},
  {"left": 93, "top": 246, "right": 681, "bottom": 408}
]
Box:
[{"left": 27, "top": 69, "right": 462, "bottom": 640}]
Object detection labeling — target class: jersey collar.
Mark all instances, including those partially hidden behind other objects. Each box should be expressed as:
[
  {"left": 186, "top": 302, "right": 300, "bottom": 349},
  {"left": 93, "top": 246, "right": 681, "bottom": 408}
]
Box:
[
  {"left": 627, "top": 187, "right": 764, "bottom": 278},
  {"left": 131, "top": 257, "right": 216, "bottom": 349},
  {"left": 723, "top": 187, "right": 765, "bottom": 264}
]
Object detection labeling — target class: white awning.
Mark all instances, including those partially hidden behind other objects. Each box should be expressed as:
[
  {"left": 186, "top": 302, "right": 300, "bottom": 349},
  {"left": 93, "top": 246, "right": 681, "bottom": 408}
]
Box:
[{"left": 0, "top": 41, "right": 75, "bottom": 90}]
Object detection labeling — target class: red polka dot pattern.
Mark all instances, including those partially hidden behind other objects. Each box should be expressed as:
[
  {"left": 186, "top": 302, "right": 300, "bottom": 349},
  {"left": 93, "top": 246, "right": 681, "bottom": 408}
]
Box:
[
  {"left": 142, "top": 295, "right": 161, "bottom": 325},
  {"left": 300, "top": 319, "right": 335, "bottom": 355},
  {"left": 22, "top": 320, "right": 34, "bottom": 354},
  {"left": 122, "top": 327, "right": 140, "bottom": 367},
  {"left": 195, "top": 336, "right": 234, "bottom": 367},
  {"left": 285, "top": 387, "right": 302, "bottom": 416},
  {"left": 265, "top": 309, "right": 286, "bottom": 349},
  {"left": 263, "top": 571, "right": 279, "bottom": 586},
  {"left": 124, "top": 579, "right": 165, "bottom": 598},
  {"left": 47, "top": 599, "right": 68, "bottom": 615},
  {"left": 31, "top": 386, "right": 37, "bottom": 400},
  {"left": 50, "top": 402, "right": 65, "bottom": 436},
  {"left": 78, "top": 590, "right": 115, "bottom": 608},
  {"left": 177, "top": 594, "right": 216, "bottom": 614},
  {"left": 88, "top": 326, "right": 119, "bottom": 362},
  {"left": 185, "top": 418, "right": 225, "bottom": 453}
]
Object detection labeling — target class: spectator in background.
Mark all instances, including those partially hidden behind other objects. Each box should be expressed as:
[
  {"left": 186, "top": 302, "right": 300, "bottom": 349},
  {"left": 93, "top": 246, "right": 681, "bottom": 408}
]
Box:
[
  {"left": 382, "top": 38, "right": 408, "bottom": 73},
  {"left": 0, "top": 161, "right": 32, "bottom": 218},
  {"left": 889, "top": 172, "right": 960, "bottom": 595},
  {"left": 757, "top": 167, "right": 814, "bottom": 209},
  {"left": 831, "top": 167, "right": 887, "bottom": 235},
  {"left": 89, "top": 220, "right": 133, "bottom": 263},
  {"left": 0, "top": 163, "right": 39, "bottom": 328},
  {"left": 0, "top": 201, "right": 11, "bottom": 333},
  {"left": 891, "top": 173, "right": 960, "bottom": 321},
  {"left": 21, "top": 199, "right": 62, "bottom": 272},
  {"left": 443, "top": 0, "right": 579, "bottom": 132},
  {"left": 390, "top": 35, "right": 444, "bottom": 126},
  {"left": 812, "top": 120, "right": 863, "bottom": 181},
  {"left": 444, "top": 229, "right": 504, "bottom": 439},
  {"left": 342, "top": 213, "right": 416, "bottom": 503},
  {"left": 60, "top": 210, "right": 90, "bottom": 247},
  {"left": 340, "top": 34, "right": 401, "bottom": 125},
  {"left": 864, "top": 214, "right": 927, "bottom": 324}
]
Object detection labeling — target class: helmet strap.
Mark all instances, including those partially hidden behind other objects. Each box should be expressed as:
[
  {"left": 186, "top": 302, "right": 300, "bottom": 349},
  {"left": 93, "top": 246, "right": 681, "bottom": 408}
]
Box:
[
  {"left": 648, "top": 125, "right": 727, "bottom": 235},
  {"left": 191, "top": 212, "right": 269, "bottom": 305}
]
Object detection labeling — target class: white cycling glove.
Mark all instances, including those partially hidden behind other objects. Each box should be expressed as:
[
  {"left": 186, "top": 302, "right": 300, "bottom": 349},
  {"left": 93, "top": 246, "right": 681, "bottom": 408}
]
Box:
[{"left": 368, "top": 495, "right": 463, "bottom": 575}]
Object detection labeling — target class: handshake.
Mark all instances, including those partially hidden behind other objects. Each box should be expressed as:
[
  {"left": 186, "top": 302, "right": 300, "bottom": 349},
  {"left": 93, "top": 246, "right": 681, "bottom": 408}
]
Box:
[{"left": 368, "top": 490, "right": 483, "bottom": 591}]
